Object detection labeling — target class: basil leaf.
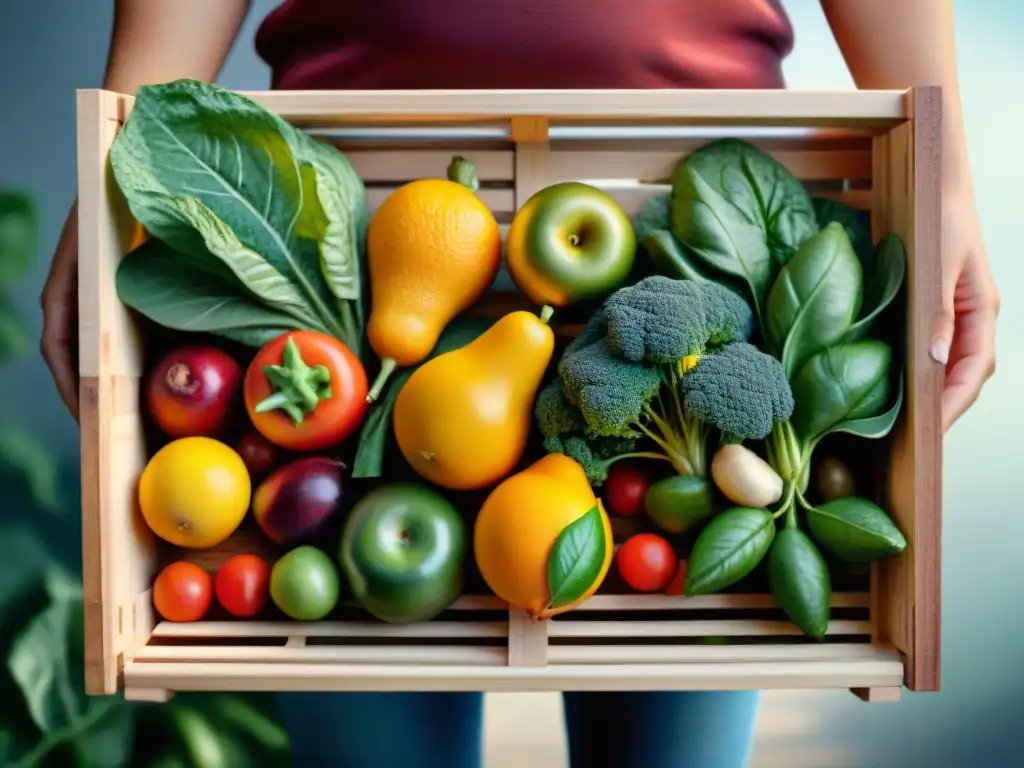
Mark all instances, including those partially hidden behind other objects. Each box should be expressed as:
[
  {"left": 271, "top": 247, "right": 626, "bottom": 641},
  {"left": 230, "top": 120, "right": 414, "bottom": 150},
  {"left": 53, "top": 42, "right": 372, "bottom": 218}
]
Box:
[
  {"left": 685, "top": 506, "right": 775, "bottom": 596},
  {"left": 812, "top": 197, "right": 872, "bottom": 266},
  {"left": 110, "top": 80, "right": 344, "bottom": 339},
  {"left": 790, "top": 340, "right": 893, "bottom": 441},
  {"left": 769, "top": 528, "right": 831, "bottom": 640},
  {"left": 805, "top": 496, "right": 907, "bottom": 563},
  {"left": 766, "top": 222, "right": 863, "bottom": 379},
  {"left": 352, "top": 317, "right": 493, "bottom": 478},
  {"left": 116, "top": 238, "right": 304, "bottom": 346},
  {"left": 547, "top": 505, "right": 607, "bottom": 609},
  {"left": 842, "top": 234, "right": 907, "bottom": 343}
]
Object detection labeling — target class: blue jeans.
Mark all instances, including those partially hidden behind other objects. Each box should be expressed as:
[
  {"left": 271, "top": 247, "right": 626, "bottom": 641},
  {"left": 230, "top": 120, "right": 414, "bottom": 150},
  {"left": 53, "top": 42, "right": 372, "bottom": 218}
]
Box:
[{"left": 277, "top": 690, "right": 760, "bottom": 767}]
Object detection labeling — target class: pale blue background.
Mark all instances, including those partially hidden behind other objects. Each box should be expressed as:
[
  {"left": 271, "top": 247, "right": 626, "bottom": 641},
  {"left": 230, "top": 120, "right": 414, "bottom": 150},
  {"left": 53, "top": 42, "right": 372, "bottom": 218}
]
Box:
[{"left": 0, "top": 1, "right": 1020, "bottom": 765}]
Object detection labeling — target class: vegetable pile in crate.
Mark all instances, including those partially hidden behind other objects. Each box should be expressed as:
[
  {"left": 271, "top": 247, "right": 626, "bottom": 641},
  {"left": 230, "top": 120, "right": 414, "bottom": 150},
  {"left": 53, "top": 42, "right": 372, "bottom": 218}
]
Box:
[{"left": 80, "top": 80, "right": 941, "bottom": 697}]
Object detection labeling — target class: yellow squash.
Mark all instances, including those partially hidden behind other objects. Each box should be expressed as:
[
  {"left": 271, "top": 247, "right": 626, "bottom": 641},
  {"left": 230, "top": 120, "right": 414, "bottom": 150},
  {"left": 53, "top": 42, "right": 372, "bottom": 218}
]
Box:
[
  {"left": 364, "top": 158, "right": 502, "bottom": 402},
  {"left": 473, "top": 454, "right": 615, "bottom": 618},
  {"left": 392, "top": 307, "right": 555, "bottom": 490}
]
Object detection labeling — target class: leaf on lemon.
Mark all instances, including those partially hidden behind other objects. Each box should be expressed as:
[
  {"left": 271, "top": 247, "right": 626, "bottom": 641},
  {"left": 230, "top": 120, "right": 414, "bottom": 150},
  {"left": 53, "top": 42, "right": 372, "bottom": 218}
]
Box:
[{"left": 547, "top": 505, "right": 606, "bottom": 609}]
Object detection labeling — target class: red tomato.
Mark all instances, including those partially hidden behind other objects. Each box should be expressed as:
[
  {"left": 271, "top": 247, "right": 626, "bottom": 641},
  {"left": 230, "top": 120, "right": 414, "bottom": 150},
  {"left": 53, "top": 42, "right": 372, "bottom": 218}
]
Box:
[
  {"left": 215, "top": 554, "right": 271, "bottom": 618},
  {"left": 616, "top": 533, "right": 677, "bottom": 593},
  {"left": 603, "top": 463, "right": 651, "bottom": 518},
  {"left": 665, "top": 560, "right": 688, "bottom": 596},
  {"left": 244, "top": 331, "right": 368, "bottom": 452},
  {"left": 153, "top": 561, "right": 212, "bottom": 622}
]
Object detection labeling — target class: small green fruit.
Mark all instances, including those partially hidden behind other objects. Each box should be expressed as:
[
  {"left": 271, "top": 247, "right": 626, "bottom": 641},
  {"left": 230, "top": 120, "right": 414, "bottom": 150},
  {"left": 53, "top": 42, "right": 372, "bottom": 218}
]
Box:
[
  {"left": 644, "top": 475, "right": 713, "bottom": 534},
  {"left": 270, "top": 546, "right": 340, "bottom": 621}
]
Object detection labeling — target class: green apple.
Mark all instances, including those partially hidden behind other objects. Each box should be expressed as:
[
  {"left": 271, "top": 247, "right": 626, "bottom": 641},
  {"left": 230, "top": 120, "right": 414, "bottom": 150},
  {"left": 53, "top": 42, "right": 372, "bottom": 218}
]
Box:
[
  {"left": 505, "top": 181, "right": 636, "bottom": 307},
  {"left": 339, "top": 483, "right": 465, "bottom": 624}
]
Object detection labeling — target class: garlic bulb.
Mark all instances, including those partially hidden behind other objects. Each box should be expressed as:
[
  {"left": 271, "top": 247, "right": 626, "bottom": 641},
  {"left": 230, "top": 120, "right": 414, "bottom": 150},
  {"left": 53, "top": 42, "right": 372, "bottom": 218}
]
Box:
[{"left": 711, "top": 444, "right": 783, "bottom": 508}]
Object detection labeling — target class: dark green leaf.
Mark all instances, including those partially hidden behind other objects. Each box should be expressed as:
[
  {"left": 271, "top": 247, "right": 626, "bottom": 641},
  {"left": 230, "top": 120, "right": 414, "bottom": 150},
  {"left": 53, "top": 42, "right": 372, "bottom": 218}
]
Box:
[
  {"left": 547, "top": 505, "right": 607, "bottom": 609},
  {"left": 116, "top": 238, "right": 305, "bottom": 346},
  {"left": 819, "top": 371, "right": 904, "bottom": 441},
  {"left": 0, "top": 296, "right": 29, "bottom": 363},
  {"left": 766, "top": 222, "right": 863, "bottom": 378},
  {"left": 110, "top": 79, "right": 347, "bottom": 341},
  {"left": 0, "top": 191, "right": 36, "bottom": 283},
  {"left": 641, "top": 230, "right": 719, "bottom": 285},
  {"left": 812, "top": 197, "right": 872, "bottom": 265},
  {"left": 676, "top": 139, "right": 819, "bottom": 267},
  {"left": 685, "top": 507, "right": 776, "bottom": 596},
  {"left": 842, "top": 234, "right": 907, "bottom": 343},
  {"left": 805, "top": 496, "right": 907, "bottom": 562},
  {"left": 769, "top": 528, "right": 831, "bottom": 640},
  {"left": 670, "top": 167, "right": 772, "bottom": 319},
  {"left": 633, "top": 193, "right": 671, "bottom": 242},
  {"left": 71, "top": 701, "right": 136, "bottom": 768},
  {"left": 791, "top": 340, "right": 893, "bottom": 441},
  {"left": 352, "top": 317, "right": 494, "bottom": 477},
  {"left": 0, "top": 426, "right": 62, "bottom": 513}
]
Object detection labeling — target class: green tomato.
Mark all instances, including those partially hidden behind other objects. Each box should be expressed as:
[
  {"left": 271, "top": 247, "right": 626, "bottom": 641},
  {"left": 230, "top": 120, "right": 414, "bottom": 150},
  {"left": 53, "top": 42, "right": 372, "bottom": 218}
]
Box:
[
  {"left": 505, "top": 181, "right": 636, "bottom": 307},
  {"left": 644, "top": 475, "right": 713, "bottom": 534},
  {"left": 339, "top": 483, "right": 465, "bottom": 624},
  {"left": 270, "top": 546, "right": 340, "bottom": 621}
]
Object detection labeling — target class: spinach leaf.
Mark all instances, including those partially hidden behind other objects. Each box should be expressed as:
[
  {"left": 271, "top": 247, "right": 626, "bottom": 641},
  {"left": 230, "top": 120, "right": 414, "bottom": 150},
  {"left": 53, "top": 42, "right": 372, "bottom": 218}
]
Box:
[
  {"left": 769, "top": 528, "right": 831, "bottom": 640},
  {"left": 110, "top": 80, "right": 349, "bottom": 344},
  {"left": 842, "top": 234, "right": 907, "bottom": 343},
  {"left": 685, "top": 506, "right": 775, "bottom": 596},
  {"left": 813, "top": 197, "right": 872, "bottom": 266},
  {"left": 116, "top": 238, "right": 304, "bottom": 346},
  {"left": 352, "top": 316, "right": 494, "bottom": 477},
  {"left": 817, "top": 371, "right": 904, "bottom": 442},
  {"left": 765, "top": 222, "right": 863, "bottom": 378},
  {"left": 670, "top": 165, "right": 773, "bottom": 320},
  {"left": 805, "top": 496, "right": 907, "bottom": 563},
  {"left": 675, "top": 139, "right": 819, "bottom": 267},
  {"left": 790, "top": 340, "right": 893, "bottom": 441},
  {"left": 633, "top": 192, "right": 672, "bottom": 243}
]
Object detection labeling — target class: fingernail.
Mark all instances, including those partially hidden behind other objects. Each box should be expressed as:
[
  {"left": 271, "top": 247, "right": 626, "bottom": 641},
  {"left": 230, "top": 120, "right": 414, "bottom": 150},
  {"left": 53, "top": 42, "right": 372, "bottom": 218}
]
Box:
[{"left": 930, "top": 341, "right": 949, "bottom": 365}]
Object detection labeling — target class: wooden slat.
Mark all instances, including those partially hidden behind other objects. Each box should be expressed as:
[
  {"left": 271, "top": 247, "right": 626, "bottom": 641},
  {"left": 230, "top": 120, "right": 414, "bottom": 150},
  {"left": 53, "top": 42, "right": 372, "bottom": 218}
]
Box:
[
  {"left": 344, "top": 149, "right": 513, "bottom": 182},
  {"left": 548, "top": 620, "right": 870, "bottom": 638},
  {"left": 123, "top": 657, "right": 904, "bottom": 693},
  {"left": 879, "top": 86, "right": 943, "bottom": 692},
  {"left": 224, "top": 89, "right": 910, "bottom": 128},
  {"left": 135, "top": 646, "right": 508, "bottom": 665},
  {"left": 571, "top": 593, "right": 870, "bottom": 611},
  {"left": 152, "top": 621, "right": 507, "bottom": 639},
  {"left": 366, "top": 185, "right": 514, "bottom": 214},
  {"left": 550, "top": 643, "right": 894, "bottom": 665}
]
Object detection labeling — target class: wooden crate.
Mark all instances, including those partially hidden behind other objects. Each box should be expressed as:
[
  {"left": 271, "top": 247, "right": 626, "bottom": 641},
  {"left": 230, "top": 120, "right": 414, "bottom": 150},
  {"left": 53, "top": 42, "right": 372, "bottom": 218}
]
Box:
[{"left": 77, "top": 88, "right": 942, "bottom": 702}]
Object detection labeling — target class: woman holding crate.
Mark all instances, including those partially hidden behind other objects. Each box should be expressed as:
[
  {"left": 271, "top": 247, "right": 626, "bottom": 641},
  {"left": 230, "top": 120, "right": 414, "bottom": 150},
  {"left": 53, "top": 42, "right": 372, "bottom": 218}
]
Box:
[{"left": 42, "top": 1, "right": 995, "bottom": 766}]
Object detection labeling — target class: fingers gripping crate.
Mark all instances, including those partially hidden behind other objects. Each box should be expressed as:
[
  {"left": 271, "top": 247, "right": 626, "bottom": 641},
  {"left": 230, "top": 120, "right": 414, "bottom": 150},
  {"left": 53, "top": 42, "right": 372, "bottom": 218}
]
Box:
[{"left": 77, "top": 88, "right": 942, "bottom": 702}]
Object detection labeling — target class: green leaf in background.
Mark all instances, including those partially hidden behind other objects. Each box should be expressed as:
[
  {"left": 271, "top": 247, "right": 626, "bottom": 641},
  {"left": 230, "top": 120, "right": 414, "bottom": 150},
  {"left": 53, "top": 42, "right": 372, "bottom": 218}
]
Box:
[
  {"left": 116, "top": 238, "right": 303, "bottom": 348},
  {"left": 812, "top": 197, "right": 872, "bottom": 266},
  {"left": 685, "top": 506, "right": 776, "bottom": 596},
  {"left": 0, "top": 426, "right": 62, "bottom": 513},
  {"left": 352, "top": 316, "right": 495, "bottom": 477},
  {"left": 0, "top": 297, "right": 29, "bottom": 363},
  {"left": 805, "top": 496, "right": 908, "bottom": 563},
  {"left": 547, "top": 505, "right": 606, "bottom": 609},
  {"left": 769, "top": 527, "right": 832, "bottom": 640},
  {"left": 765, "top": 222, "right": 864, "bottom": 379},
  {"left": 790, "top": 340, "right": 893, "bottom": 441},
  {"left": 842, "top": 234, "right": 908, "bottom": 343},
  {"left": 214, "top": 694, "right": 290, "bottom": 753},
  {"left": 109, "top": 79, "right": 352, "bottom": 344},
  {"left": 0, "top": 191, "right": 36, "bottom": 283}
]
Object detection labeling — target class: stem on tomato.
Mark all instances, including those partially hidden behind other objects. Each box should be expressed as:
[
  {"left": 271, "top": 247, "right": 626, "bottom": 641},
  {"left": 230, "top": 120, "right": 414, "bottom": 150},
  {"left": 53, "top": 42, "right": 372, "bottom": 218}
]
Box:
[{"left": 255, "top": 337, "right": 333, "bottom": 426}]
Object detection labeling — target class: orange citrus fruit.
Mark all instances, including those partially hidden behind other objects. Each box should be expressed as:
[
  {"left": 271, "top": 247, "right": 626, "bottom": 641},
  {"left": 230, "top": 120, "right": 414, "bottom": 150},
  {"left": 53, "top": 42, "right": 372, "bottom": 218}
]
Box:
[{"left": 139, "top": 437, "right": 251, "bottom": 549}]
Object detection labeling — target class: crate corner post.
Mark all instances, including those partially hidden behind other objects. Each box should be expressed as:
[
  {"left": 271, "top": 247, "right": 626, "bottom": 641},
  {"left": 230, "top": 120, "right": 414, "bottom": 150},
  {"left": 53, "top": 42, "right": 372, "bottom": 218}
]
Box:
[{"left": 77, "top": 87, "right": 158, "bottom": 696}]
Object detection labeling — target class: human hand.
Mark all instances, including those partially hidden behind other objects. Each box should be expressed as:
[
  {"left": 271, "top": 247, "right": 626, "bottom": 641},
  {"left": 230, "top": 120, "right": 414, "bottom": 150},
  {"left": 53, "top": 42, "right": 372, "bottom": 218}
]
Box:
[
  {"left": 929, "top": 190, "right": 999, "bottom": 432},
  {"left": 41, "top": 202, "right": 79, "bottom": 421}
]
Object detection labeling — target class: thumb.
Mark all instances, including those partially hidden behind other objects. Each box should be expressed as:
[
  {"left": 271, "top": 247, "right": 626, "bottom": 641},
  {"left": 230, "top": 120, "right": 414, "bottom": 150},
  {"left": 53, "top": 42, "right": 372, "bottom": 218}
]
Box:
[{"left": 929, "top": 259, "right": 957, "bottom": 367}]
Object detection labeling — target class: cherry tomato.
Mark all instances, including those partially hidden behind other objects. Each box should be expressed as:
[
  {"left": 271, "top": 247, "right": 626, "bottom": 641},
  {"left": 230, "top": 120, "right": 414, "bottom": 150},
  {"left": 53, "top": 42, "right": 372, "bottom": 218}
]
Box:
[
  {"left": 244, "top": 331, "right": 368, "bottom": 452},
  {"left": 215, "top": 554, "right": 271, "bottom": 618},
  {"left": 616, "top": 533, "right": 676, "bottom": 593},
  {"left": 153, "top": 561, "right": 212, "bottom": 622},
  {"left": 603, "top": 463, "right": 651, "bottom": 517},
  {"left": 665, "top": 560, "right": 688, "bottom": 596},
  {"left": 236, "top": 429, "right": 281, "bottom": 480}
]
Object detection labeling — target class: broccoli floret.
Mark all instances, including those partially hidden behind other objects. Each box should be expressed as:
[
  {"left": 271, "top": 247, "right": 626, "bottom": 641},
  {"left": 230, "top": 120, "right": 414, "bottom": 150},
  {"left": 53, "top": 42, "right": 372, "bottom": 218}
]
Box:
[
  {"left": 557, "top": 335, "right": 662, "bottom": 439},
  {"left": 542, "top": 435, "right": 640, "bottom": 486},
  {"left": 701, "top": 282, "right": 755, "bottom": 346},
  {"left": 535, "top": 380, "right": 586, "bottom": 438},
  {"left": 681, "top": 342, "right": 795, "bottom": 440},
  {"left": 603, "top": 276, "right": 754, "bottom": 365}
]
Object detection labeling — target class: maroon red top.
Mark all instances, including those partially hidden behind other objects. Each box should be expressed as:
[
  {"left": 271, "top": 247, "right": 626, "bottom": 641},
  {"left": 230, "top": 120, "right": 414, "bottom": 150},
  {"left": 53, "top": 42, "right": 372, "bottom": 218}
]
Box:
[{"left": 255, "top": 0, "right": 794, "bottom": 90}]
